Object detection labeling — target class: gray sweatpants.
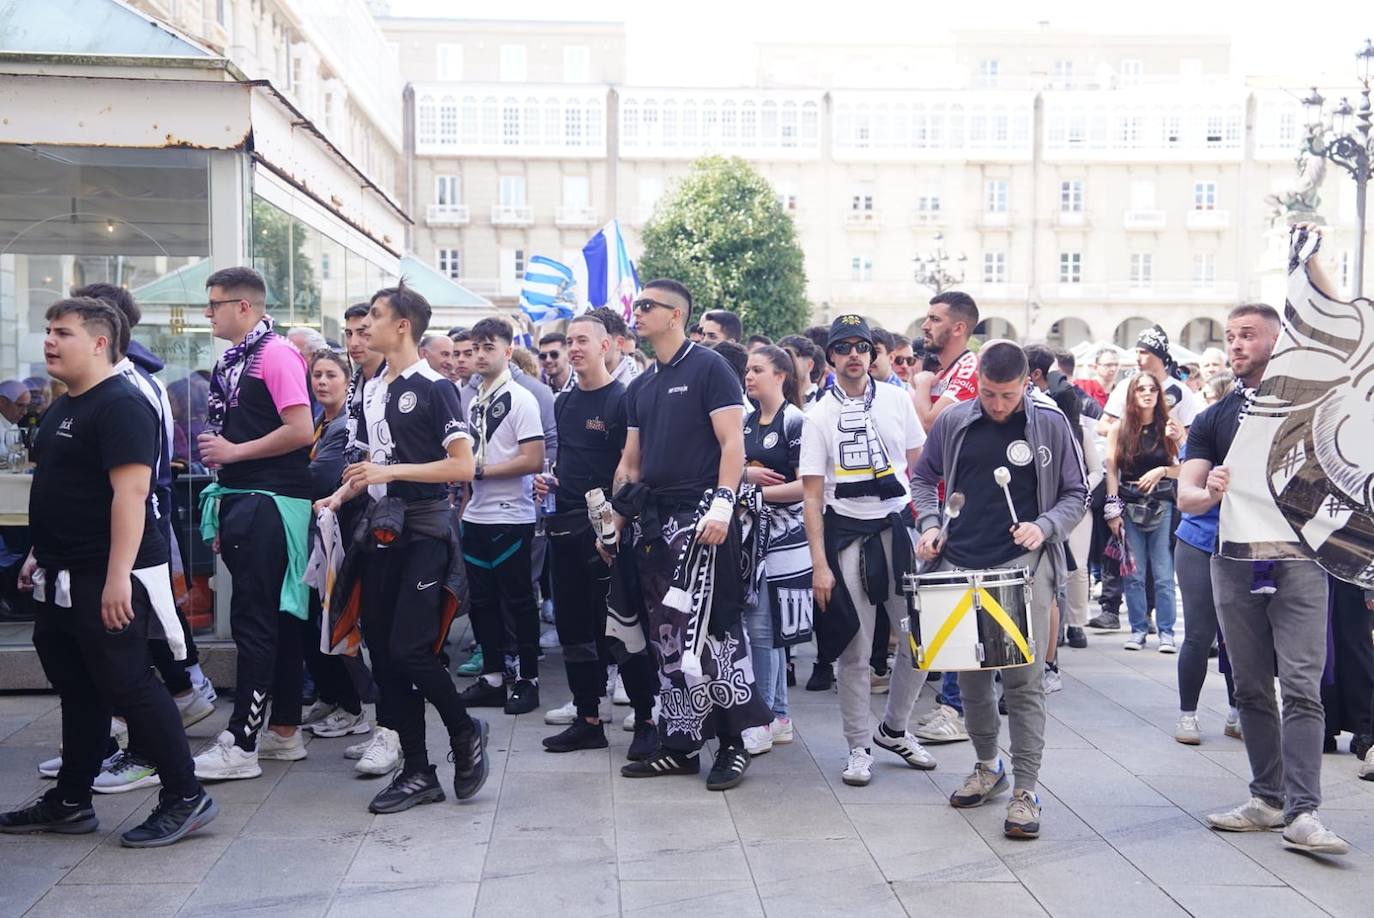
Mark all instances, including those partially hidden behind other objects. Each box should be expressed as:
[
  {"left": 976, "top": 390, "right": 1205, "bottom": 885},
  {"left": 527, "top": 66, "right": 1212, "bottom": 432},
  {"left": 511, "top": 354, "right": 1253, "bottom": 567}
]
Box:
[
  {"left": 836, "top": 531, "right": 926, "bottom": 751},
  {"left": 953, "top": 550, "right": 1055, "bottom": 792},
  {"left": 1210, "top": 556, "right": 1328, "bottom": 821}
]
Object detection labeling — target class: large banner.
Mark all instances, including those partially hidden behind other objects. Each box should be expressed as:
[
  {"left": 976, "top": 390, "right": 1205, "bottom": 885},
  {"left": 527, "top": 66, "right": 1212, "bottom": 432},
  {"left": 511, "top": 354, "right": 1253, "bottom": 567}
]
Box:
[{"left": 1218, "top": 227, "right": 1374, "bottom": 589}]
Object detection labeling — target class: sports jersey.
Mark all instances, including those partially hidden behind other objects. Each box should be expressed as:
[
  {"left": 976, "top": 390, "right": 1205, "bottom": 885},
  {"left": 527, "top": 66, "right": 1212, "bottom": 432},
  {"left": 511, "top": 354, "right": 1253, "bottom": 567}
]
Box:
[
  {"left": 462, "top": 375, "right": 544, "bottom": 524},
  {"left": 357, "top": 359, "right": 469, "bottom": 503}
]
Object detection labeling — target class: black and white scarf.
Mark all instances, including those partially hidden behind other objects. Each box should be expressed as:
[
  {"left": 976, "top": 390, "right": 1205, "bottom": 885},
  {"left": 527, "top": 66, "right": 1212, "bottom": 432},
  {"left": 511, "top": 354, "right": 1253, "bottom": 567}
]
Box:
[
  {"left": 738, "top": 484, "right": 814, "bottom": 646},
  {"left": 662, "top": 490, "right": 718, "bottom": 679},
  {"left": 469, "top": 367, "right": 513, "bottom": 467},
  {"left": 207, "top": 316, "right": 274, "bottom": 433},
  {"left": 343, "top": 360, "right": 385, "bottom": 463},
  {"left": 830, "top": 379, "right": 905, "bottom": 500}
]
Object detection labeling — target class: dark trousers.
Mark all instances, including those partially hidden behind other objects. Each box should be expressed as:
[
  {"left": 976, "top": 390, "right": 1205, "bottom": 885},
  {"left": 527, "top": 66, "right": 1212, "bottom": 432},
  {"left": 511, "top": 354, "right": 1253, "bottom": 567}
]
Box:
[
  {"left": 1324, "top": 578, "right": 1374, "bottom": 740},
  {"left": 361, "top": 533, "right": 472, "bottom": 769},
  {"left": 33, "top": 568, "right": 199, "bottom": 803},
  {"left": 220, "top": 494, "right": 302, "bottom": 750},
  {"left": 304, "top": 593, "right": 362, "bottom": 716},
  {"left": 464, "top": 521, "right": 540, "bottom": 680}
]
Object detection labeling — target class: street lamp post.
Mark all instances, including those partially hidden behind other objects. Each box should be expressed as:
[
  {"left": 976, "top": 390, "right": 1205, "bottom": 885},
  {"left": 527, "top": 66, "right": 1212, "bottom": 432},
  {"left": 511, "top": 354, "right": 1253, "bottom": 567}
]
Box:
[
  {"left": 912, "top": 232, "right": 967, "bottom": 294},
  {"left": 1302, "top": 38, "right": 1374, "bottom": 298}
]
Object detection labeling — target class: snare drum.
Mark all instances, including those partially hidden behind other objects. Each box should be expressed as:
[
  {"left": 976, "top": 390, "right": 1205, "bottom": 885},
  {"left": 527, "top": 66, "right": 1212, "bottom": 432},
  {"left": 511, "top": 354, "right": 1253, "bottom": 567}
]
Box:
[{"left": 903, "top": 567, "right": 1034, "bottom": 671}]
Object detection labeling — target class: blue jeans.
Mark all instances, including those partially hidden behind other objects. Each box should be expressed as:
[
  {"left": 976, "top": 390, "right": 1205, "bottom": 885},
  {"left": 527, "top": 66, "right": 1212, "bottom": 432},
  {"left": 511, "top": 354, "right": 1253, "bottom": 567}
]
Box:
[
  {"left": 745, "top": 586, "right": 787, "bottom": 717},
  {"left": 938, "top": 671, "right": 963, "bottom": 714},
  {"left": 1123, "top": 515, "right": 1176, "bottom": 636}
]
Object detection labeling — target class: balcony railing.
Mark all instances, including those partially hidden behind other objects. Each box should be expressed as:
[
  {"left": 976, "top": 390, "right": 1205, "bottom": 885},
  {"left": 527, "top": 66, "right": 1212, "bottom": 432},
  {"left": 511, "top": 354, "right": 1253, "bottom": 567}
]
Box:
[
  {"left": 980, "top": 210, "right": 1011, "bottom": 228},
  {"left": 1123, "top": 209, "right": 1166, "bottom": 230},
  {"left": 490, "top": 205, "right": 534, "bottom": 226},
  {"left": 426, "top": 204, "right": 470, "bottom": 226},
  {"left": 554, "top": 205, "right": 599, "bottom": 228},
  {"left": 1186, "top": 209, "right": 1230, "bottom": 230},
  {"left": 912, "top": 210, "right": 945, "bottom": 226},
  {"left": 845, "top": 210, "right": 880, "bottom": 229},
  {"left": 1055, "top": 210, "right": 1086, "bottom": 228}
]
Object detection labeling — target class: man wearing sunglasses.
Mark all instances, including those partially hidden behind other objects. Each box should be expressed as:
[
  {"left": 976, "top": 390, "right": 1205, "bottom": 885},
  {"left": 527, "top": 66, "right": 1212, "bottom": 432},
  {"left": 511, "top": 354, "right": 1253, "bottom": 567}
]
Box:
[
  {"left": 537, "top": 333, "right": 571, "bottom": 392},
  {"left": 613, "top": 281, "right": 772, "bottom": 791}
]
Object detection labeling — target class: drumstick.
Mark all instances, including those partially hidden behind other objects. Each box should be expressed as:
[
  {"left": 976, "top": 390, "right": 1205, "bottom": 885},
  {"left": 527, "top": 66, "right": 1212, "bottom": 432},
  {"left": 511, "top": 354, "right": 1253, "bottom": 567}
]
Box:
[
  {"left": 935, "top": 491, "right": 965, "bottom": 548},
  {"left": 993, "top": 466, "right": 1019, "bottom": 525}
]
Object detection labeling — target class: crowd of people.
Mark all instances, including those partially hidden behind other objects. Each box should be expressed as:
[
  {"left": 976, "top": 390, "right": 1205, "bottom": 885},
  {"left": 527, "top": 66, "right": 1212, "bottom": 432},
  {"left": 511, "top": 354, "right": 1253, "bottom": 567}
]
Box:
[{"left": 1, "top": 229, "right": 1371, "bottom": 857}]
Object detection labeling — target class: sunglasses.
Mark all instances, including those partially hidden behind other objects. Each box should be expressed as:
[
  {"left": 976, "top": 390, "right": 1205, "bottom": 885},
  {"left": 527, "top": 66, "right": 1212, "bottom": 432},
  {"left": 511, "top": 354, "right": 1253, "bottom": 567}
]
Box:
[
  {"left": 892, "top": 355, "right": 917, "bottom": 366},
  {"left": 631, "top": 297, "right": 675, "bottom": 314},
  {"left": 829, "top": 341, "right": 873, "bottom": 356},
  {"left": 538, "top": 351, "right": 562, "bottom": 361}
]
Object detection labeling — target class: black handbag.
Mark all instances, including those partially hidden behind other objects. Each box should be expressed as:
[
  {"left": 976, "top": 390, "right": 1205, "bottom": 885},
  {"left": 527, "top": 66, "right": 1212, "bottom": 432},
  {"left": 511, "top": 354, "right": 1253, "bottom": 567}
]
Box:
[{"left": 1120, "top": 478, "right": 1175, "bottom": 532}]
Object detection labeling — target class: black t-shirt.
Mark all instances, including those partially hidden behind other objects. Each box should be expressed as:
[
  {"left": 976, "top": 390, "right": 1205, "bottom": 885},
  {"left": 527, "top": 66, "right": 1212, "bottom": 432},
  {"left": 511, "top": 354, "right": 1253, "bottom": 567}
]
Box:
[
  {"left": 744, "top": 403, "right": 804, "bottom": 487},
  {"left": 29, "top": 374, "right": 168, "bottom": 571},
  {"left": 554, "top": 380, "right": 627, "bottom": 512},
  {"left": 1185, "top": 388, "right": 1245, "bottom": 467},
  {"left": 217, "top": 334, "right": 313, "bottom": 499},
  {"left": 946, "top": 410, "right": 1039, "bottom": 570},
  {"left": 357, "top": 359, "right": 469, "bottom": 504},
  {"left": 625, "top": 341, "right": 744, "bottom": 502}
]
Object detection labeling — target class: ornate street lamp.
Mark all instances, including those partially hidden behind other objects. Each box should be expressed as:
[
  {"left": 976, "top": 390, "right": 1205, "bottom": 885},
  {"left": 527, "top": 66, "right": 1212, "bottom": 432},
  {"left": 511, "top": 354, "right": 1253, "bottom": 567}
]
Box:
[
  {"left": 1303, "top": 39, "right": 1374, "bottom": 297},
  {"left": 912, "top": 232, "right": 967, "bottom": 294}
]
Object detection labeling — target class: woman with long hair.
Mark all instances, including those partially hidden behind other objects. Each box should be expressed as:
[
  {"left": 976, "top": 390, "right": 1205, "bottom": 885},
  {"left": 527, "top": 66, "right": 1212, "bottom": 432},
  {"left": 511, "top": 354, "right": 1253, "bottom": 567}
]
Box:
[
  {"left": 739, "top": 346, "right": 810, "bottom": 756},
  {"left": 1105, "top": 372, "right": 1180, "bottom": 652}
]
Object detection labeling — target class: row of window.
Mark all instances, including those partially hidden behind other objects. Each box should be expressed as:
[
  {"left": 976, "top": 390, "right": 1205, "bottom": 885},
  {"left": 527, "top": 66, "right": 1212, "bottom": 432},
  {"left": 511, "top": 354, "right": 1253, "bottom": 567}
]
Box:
[
  {"left": 832, "top": 102, "right": 1032, "bottom": 152},
  {"left": 974, "top": 57, "right": 1151, "bottom": 89},
  {"left": 435, "top": 42, "right": 593, "bottom": 84},
  {"left": 619, "top": 97, "right": 821, "bottom": 153},
  {"left": 847, "top": 251, "right": 1220, "bottom": 286},
  {"left": 416, "top": 94, "right": 605, "bottom": 150},
  {"left": 1043, "top": 106, "right": 1244, "bottom": 152}
]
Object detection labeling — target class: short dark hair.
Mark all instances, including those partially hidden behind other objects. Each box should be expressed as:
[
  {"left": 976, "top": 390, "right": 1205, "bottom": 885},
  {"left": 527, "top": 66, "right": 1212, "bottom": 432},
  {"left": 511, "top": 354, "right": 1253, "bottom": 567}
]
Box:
[
  {"left": 778, "top": 334, "right": 822, "bottom": 383},
  {"left": 451, "top": 328, "right": 472, "bottom": 344},
  {"left": 46, "top": 297, "right": 127, "bottom": 363},
  {"left": 930, "top": 290, "right": 979, "bottom": 330},
  {"left": 539, "top": 332, "right": 567, "bottom": 347},
  {"left": 470, "top": 316, "right": 514, "bottom": 346},
  {"left": 643, "top": 278, "right": 694, "bottom": 314},
  {"left": 891, "top": 333, "right": 911, "bottom": 350},
  {"left": 344, "top": 303, "right": 371, "bottom": 322},
  {"left": 803, "top": 325, "right": 829, "bottom": 350},
  {"left": 589, "top": 306, "right": 629, "bottom": 339},
  {"left": 870, "top": 327, "right": 894, "bottom": 353},
  {"left": 370, "top": 280, "right": 432, "bottom": 345},
  {"left": 745, "top": 333, "right": 773, "bottom": 348},
  {"left": 447, "top": 325, "right": 468, "bottom": 337},
  {"left": 205, "top": 266, "right": 268, "bottom": 301},
  {"left": 709, "top": 340, "right": 748, "bottom": 388},
  {"left": 1228, "top": 302, "right": 1282, "bottom": 327},
  {"left": 1054, "top": 348, "right": 1075, "bottom": 375},
  {"left": 1024, "top": 344, "right": 1055, "bottom": 378},
  {"left": 979, "top": 340, "right": 1028, "bottom": 384},
  {"left": 72, "top": 282, "right": 140, "bottom": 328},
  {"left": 687, "top": 322, "right": 702, "bottom": 336},
  {"left": 703, "top": 309, "right": 742, "bottom": 342}
]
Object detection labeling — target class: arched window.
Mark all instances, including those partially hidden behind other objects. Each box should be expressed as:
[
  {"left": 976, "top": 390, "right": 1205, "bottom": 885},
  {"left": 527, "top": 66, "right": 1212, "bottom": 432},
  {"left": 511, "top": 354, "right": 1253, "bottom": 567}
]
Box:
[
  {"left": 524, "top": 97, "right": 540, "bottom": 146},
  {"left": 439, "top": 95, "right": 458, "bottom": 144},
  {"left": 544, "top": 98, "right": 560, "bottom": 146},
  {"left": 721, "top": 99, "right": 738, "bottom": 144},
  {"left": 801, "top": 100, "right": 819, "bottom": 145},
  {"left": 564, "top": 100, "right": 583, "bottom": 147},
  {"left": 701, "top": 99, "right": 718, "bottom": 148},
  {"left": 417, "top": 94, "right": 437, "bottom": 144},
  {"left": 642, "top": 98, "right": 659, "bottom": 147},
  {"left": 585, "top": 101, "right": 603, "bottom": 148},
  {"left": 761, "top": 99, "right": 779, "bottom": 147},
  {"left": 501, "top": 96, "right": 520, "bottom": 146},
  {"left": 623, "top": 98, "right": 640, "bottom": 146},
  {"left": 663, "top": 99, "right": 679, "bottom": 147},
  {"left": 460, "top": 96, "right": 477, "bottom": 143},
  {"left": 739, "top": 99, "right": 756, "bottom": 147},
  {"left": 781, "top": 100, "right": 798, "bottom": 148},
  {"left": 480, "top": 96, "right": 498, "bottom": 145},
  {"left": 682, "top": 100, "right": 699, "bottom": 146}
]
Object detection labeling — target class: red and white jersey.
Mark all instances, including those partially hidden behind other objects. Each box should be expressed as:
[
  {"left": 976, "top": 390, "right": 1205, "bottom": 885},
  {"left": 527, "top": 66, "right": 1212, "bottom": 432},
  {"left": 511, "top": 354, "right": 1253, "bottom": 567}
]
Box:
[{"left": 933, "top": 350, "right": 978, "bottom": 404}]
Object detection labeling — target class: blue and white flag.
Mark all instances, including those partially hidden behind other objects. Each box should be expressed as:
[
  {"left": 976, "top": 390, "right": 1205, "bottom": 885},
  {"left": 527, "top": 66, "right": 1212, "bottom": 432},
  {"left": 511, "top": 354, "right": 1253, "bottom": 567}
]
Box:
[
  {"left": 519, "top": 255, "right": 579, "bottom": 324},
  {"left": 582, "top": 219, "right": 640, "bottom": 327}
]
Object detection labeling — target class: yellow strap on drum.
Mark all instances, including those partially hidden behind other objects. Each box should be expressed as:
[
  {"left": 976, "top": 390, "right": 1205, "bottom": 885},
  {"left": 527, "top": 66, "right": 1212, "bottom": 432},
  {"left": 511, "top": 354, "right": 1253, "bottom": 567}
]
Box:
[{"left": 909, "top": 584, "right": 1033, "bottom": 670}]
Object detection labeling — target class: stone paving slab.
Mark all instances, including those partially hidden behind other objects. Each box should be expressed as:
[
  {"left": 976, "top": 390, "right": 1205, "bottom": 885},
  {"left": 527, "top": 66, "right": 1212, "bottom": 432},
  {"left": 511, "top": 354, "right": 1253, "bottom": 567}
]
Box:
[{"left": 1, "top": 616, "right": 1372, "bottom": 917}]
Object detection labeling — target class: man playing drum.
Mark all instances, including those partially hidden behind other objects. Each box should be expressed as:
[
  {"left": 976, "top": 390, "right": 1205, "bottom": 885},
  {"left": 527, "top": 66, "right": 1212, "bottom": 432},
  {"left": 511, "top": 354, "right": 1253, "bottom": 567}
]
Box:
[
  {"left": 800, "top": 315, "right": 934, "bottom": 788},
  {"left": 912, "top": 341, "right": 1087, "bottom": 838}
]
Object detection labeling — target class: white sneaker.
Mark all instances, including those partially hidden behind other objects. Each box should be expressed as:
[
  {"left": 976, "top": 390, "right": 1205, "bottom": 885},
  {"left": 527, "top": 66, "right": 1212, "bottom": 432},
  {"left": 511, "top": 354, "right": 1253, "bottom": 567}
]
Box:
[
  {"left": 912, "top": 704, "right": 969, "bottom": 744},
  {"left": 194, "top": 731, "right": 262, "bottom": 780},
  {"left": 540, "top": 597, "right": 555, "bottom": 624},
  {"left": 539, "top": 629, "right": 561, "bottom": 651},
  {"left": 176, "top": 689, "right": 215, "bottom": 729},
  {"left": 842, "top": 747, "right": 873, "bottom": 786},
  {"left": 743, "top": 726, "right": 773, "bottom": 756},
  {"left": 1360, "top": 745, "right": 1374, "bottom": 781},
  {"left": 307, "top": 709, "right": 370, "bottom": 738},
  {"left": 38, "top": 748, "right": 120, "bottom": 780},
  {"left": 194, "top": 675, "right": 218, "bottom": 704},
  {"left": 612, "top": 675, "right": 630, "bottom": 705},
  {"left": 1206, "top": 796, "right": 1284, "bottom": 832},
  {"left": 92, "top": 750, "right": 160, "bottom": 794},
  {"left": 545, "top": 700, "right": 578, "bottom": 726},
  {"left": 1044, "top": 667, "right": 1063, "bottom": 694},
  {"left": 257, "top": 729, "right": 307, "bottom": 761},
  {"left": 769, "top": 716, "right": 794, "bottom": 744},
  {"left": 1225, "top": 710, "right": 1244, "bottom": 740},
  {"left": 1282, "top": 811, "right": 1350, "bottom": 855},
  {"left": 873, "top": 725, "right": 937, "bottom": 770},
  {"left": 1158, "top": 633, "right": 1178, "bottom": 654},
  {"left": 344, "top": 734, "right": 374, "bottom": 760},
  {"left": 869, "top": 669, "right": 891, "bottom": 695},
  {"left": 1175, "top": 713, "right": 1202, "bottom": 745},
  {"left": 356, "top": 726, "right": 400, "bottom": 775},
  {"left": 301, "top": 700, "right": 338, "bottom": 726}
]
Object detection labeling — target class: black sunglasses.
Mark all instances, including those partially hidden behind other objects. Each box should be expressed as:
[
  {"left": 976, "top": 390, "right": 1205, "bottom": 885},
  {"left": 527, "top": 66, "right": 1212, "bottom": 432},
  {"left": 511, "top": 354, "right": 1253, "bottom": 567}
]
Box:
[
  {"left": 538, "top": 351, "right": 562, "bottom": 360},
  {"left": 892, "top": 355, "right": 917, "bottom": 366},
  {"left": 829, "top": 341, "right": 873, "bottom": 356},
  {"left": 631, "top": 297, "right": 675, "bottom": 314}
]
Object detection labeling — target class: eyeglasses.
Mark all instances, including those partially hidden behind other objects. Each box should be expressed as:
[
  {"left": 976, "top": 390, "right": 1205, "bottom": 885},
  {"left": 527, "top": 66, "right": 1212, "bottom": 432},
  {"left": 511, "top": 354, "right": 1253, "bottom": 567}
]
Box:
[
  {"left": 631, "top": 297, "right": 675, "bottom": 314},
  {"left": 538, "top": 351, "right": 562, "bottom": 361},
  {"left": 829, "top": 341, "right": 873, "bottom": 356},
  {"left": 206, "top": 298, "right": 244, "bottom": 311},
  {"left": 892, "top": 355, "right": 917, "bottom": 366}
]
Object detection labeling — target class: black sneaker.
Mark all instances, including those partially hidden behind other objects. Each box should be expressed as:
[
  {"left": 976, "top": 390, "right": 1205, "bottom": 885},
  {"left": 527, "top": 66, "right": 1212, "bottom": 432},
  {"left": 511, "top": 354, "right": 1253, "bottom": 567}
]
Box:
[
  {"left": 706, "top": 744, "right": 750, "bottom": 791},
  {"left": 448, "top": 718, "right": 490, "bottom": 800},
  {"left": 0, "top": 791, "right": 97, "bottom": 835},
  {"left": 621, "top": 747, "right": 700, "bottom": 778},
  {"left": 627, "top": 722, "right": 658, "bottom": 762},
  {"left": 120, "top": 789, "right": 219, "bottom": 848},
  {"left": 998, "top": 695, "right": 1008, "bottom": 716},
  {"left": 805, "top": 662, "right": 834, "bottom": 692},
  {"left": 1066, "top": 626, "right": 1088, "bottom": 649},
  {"left": 505, "top": 679, "right": 540, "bottom": 715},
  {"left": 1086, "top": 613, "right": 1119, "bottom": 631},
  {"left": 785, "top": 661, "right": 796, "bottom": 688},
  {"left": 458, "top": 678, "right": 507, "bottom": 707},
  {"left": 368, "top": 765, "right": 446, "bottom": 814},
  {"left": 542, "top": 719, "right": 608, "bottom": 753}
]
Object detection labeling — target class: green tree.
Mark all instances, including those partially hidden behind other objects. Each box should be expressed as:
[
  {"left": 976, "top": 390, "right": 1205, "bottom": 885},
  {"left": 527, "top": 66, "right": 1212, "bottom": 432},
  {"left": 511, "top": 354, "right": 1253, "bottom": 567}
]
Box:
[{"left": 639, "top": 156, "right": 808, "bottom": 340}]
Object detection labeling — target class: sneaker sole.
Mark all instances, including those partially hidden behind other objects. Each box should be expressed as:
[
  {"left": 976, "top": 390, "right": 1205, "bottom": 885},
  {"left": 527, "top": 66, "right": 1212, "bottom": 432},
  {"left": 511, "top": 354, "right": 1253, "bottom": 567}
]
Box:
[
  {"left": 912, "top": 733, "right": 970, "bottom": 745},
  {"left": 37, "top": 768, "right": 59, "bottom": 779},
  {"left": 1174, "top": 735, "right": 1202, "bottom": 746},
  {"left": 1004, "top": 822, "right": 1040, "bottom": 839},
  {"left": 1281, "top": 838, "right": 1350, "bottom": 855},
  {"left": 180, "top": 704, "right": 215, "bottom": 730},
  {"left": 120, "top": 799, "right": 219, "bottom": 848},
  {"left": 1206, "top": 819, "right": 1283, "bottom": 832},
  {"left": 308, "top": 722, "right": 372, "bottom": 739},
  {"left": 873, "top": 738, "right": 937, "bottom": 771},
  {"left": 453, "top": 719, "right": 491, "bottom": 800},
  {"left": 621, "top": 764, "right": 700, "bottom": 778},
  {"left": 950, "top": 776, "right": 1009, "bottom": 809},
  {"left": 841, "top": 773, "right": 872, "bottom": 786},
  {"left": 1225, "top": 727, "right": 1244, "bottom": 741},
  {"left": 355, "top": 759, "right": 398, "bottom": 776},
  {"left": 257, "top": 749, "right": 308, "bottom": 762},
  {"left": 544, "top": 714, "right": 577, "bottom": 726},
  {"left": 542, "top": 736, "right": 610, "bottom": 753},
  {"left": 1158, "top": 647, "right": 1178, "bottom": 654},
  {"left": 368, "top": 786, "right": 446, "bottom": 815},
  {"left": 94, "top": 774, "right": 161, "bottom": 794},
  {"left": 194, "top": 764, "right": 263, "bottom": 781},
  {"left": 706, "top": 770, "right": 748, "bottom": 791},
  {"left": 0, "top": 816, "right": 99, "bottom": 835}
]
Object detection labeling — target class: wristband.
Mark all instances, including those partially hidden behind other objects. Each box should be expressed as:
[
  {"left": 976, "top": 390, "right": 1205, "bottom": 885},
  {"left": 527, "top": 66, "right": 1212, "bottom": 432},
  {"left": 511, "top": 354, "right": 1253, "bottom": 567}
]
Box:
[
  {"left": 1103, "top": 495, "right": 1124, "bottom": 520},
  {"left": 696, "top": 496, "right": 734, "bottom": 532},
  {"left": 713, "top": 486, "right": 737, "bottom": 507},
  {"left": 473, "top": 464, "right": 484, "bottom": 481}
]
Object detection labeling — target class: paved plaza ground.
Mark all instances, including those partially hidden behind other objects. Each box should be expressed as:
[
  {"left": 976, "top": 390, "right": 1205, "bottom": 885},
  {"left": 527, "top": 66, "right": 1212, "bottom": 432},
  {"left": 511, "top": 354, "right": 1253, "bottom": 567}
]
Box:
[{"left": 2, "top": 620, "right": 1372, "bottom": 918}]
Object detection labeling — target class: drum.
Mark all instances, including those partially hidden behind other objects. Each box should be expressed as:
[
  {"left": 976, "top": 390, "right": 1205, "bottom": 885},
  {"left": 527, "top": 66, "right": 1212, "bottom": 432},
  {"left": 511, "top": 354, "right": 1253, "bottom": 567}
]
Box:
[{"left": 903, "top": 567, "right": 1034, "bottom": 671}]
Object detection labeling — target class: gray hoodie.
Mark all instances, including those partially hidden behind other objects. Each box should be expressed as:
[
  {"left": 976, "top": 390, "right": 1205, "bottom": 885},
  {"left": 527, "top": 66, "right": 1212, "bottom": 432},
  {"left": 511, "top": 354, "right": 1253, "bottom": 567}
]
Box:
[{"left": 912, "top": 388, "right": 1088, "bottom": 582}]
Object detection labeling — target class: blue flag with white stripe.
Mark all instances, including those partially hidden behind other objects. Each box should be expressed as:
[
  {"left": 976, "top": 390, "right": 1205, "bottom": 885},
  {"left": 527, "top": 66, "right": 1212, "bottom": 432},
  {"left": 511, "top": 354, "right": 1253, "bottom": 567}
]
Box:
[
  {"left": 519, "top": 255, "right": 578, "bottom": 324},
  {"left": 582, "top": 219, "right": 640, "bottom": 327}
]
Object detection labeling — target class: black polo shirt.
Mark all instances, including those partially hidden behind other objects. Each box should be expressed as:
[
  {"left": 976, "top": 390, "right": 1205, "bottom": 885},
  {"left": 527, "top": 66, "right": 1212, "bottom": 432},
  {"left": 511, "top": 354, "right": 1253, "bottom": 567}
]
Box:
[
  {"left": 625, "top": 340, "right": 743, "bottom": 503},
  {"left": 1185, "top": 388, "right": 1245, "bottom": 466},
  {"left": 554, "top": 379, "right": 627, "bottom": 512},
  {"left": 357, "top": 358, "right": 469, "bottom": 504}
]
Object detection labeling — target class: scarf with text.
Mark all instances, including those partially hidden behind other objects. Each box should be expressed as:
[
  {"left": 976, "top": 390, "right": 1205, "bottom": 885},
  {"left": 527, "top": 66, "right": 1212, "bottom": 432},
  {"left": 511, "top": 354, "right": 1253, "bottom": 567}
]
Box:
[{"left": 830, "top": 378, "right": 906, "bottom": 500}]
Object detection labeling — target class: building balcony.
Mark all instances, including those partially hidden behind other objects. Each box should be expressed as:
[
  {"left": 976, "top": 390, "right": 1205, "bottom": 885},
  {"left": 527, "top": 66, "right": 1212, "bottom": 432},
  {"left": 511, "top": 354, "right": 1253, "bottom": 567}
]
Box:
[
  {"left": 554, "top": 205, "right": 599, "bottom": 228},
  {"left": 912, "top": 210, "right": 945, "bottom": 227},
  {"left": 1104, "top": 281, "right": 1239, "bottom": 300},
  {"left": 1186, "top": 209, "right": 1230, "bottom": 230},
  {"left": 1055, "top": 210, "right": 1086, "bottom": 228},
  {"left": 1123, "top": 209, "right": 1166, "bottom": 230},
  {"left": 980, "top": 210, "right": 1011, "bottom": 228},
  {"left": 490, "top": 205, "right": 534, "bottom": 227},
  {"left": 962, "top": 282, "right": 1030, "bottom": 301},
  {"left": 1040, "top": 282, "right": 1109, "bottom": 299},
  {"left": 426, "top": 204, "right": 470, "bottom": 226},
  {"left": 845, "top": 210, "right": 880, "bottom": 229}
]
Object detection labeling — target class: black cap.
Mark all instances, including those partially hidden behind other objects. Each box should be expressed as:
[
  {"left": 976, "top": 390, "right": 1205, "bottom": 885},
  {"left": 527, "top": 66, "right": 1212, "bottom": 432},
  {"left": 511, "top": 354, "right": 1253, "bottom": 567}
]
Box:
[{"left": 826, "top": 313, "right": 873, "bottom": 350}]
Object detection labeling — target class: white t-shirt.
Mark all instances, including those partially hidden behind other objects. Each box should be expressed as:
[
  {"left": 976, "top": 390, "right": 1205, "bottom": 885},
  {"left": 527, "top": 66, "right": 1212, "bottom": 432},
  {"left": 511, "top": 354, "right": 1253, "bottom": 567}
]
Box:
[
  {"left": 462, "top": 377, "right": 544, "bottom": 525},
  {"left": 1104, "top": 374, "right": 1201, "bottom": 426},
  {"left": 799, "top": 383, "right": 926, "bottom": 520}
]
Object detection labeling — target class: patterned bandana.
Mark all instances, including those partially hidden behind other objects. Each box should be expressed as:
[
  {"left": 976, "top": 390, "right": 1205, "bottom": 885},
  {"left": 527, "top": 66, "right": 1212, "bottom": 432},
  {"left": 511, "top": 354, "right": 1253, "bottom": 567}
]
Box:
[{"left": 207, "top": 315, "right": 274, "bottom": 434}]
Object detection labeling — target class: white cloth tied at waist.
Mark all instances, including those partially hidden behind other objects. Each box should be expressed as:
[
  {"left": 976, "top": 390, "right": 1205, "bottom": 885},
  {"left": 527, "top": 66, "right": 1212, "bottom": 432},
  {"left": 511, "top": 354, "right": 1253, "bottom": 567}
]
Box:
[{"left": 32, "top": 564, "right": 186, "bottom": 660}]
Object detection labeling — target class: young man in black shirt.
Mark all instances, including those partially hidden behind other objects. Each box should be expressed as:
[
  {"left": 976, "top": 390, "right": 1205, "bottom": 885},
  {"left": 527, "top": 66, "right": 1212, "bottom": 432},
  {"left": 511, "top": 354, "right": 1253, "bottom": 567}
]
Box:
[
  {"left": 319, "top": 283, "right": 488, "bottom": 813},
  {"left": 537, "top": 315, "right": 658, "bottom": 757},
  {"left": 0, "top": 298, "right": 216, "bottom": 847},
  {"left": 613, "top": 280, "right": 772, "bottom": 791},
  {"left": 913, "top": 342, "right": 1087, "bottom": 839},
  {"left": 1180, "top": 297, "right": 1349, "bottom": 855}
]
